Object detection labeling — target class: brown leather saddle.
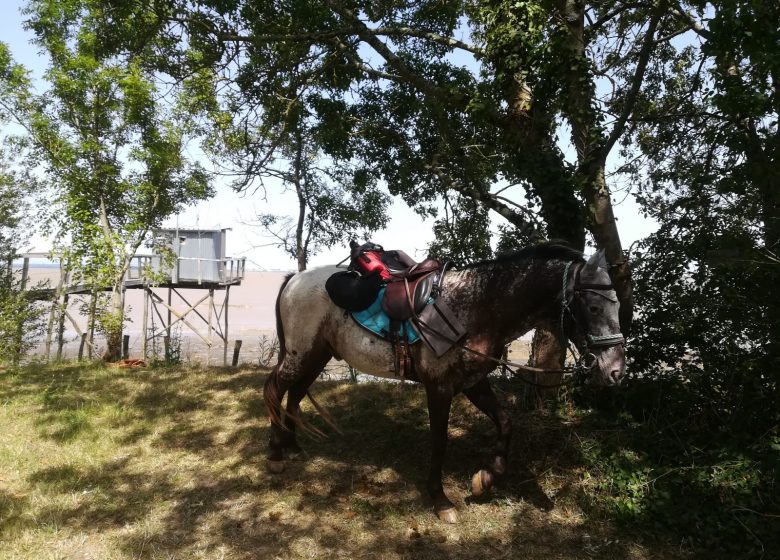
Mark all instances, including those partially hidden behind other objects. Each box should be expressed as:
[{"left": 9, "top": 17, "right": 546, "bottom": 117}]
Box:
[
  {"left": 381, "top": 257, "right": 441, "bottom": 321},
  {"left": 343, "top": 243, "right": 466, "bottom": 378},
  {"left": 374, "top": 253, "right": 465, "bottom": 378}
]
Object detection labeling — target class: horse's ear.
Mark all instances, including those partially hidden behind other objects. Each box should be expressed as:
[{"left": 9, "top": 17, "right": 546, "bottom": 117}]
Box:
[{"left": 586, "top": 249, "right": 607, "bottom": 269}]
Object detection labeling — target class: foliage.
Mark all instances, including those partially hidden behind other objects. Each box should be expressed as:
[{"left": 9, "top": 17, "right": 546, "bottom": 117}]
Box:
[
  {"left": 573, "top": 384, "right": 779, "bottom": 558},
  {"left": 567, "top": 4, "right": 780, "bottom": 552},
  {"left": 427, "top": 195, "right": 492, "bottom": 263},
  {"left": 0, "top": 3, "right": 214, "bottom": 360},
  {"left": 179, "top": 42, "right": 390, "bottom": 271},
  {"left": 0, "top": 121, "right": 45, "bottom": 363},
  {"left": 147, "top": 318, "right": 183, "bottom": 366},
  {"left": 87, "top": 0, "right": 676, "bottom": 321},
  {"left": 621, "top": 0, "right": 779, "bottom": 486},
  {"left": 249, "top": 119, "right": 390, "bottom": 270}
]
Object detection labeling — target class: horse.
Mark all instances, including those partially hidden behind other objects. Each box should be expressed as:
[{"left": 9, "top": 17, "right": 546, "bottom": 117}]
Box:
[{"left": 263, "top": 243, "right": 626, "bottom": 523}]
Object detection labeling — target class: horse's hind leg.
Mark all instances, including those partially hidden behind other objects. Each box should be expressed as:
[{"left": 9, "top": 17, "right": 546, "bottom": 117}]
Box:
[
  {"left": 264, "top": 348, "right": 331, "bottom": 472},
  {"left": 463, "top": 378, "right": 511, "bottom": 497}
]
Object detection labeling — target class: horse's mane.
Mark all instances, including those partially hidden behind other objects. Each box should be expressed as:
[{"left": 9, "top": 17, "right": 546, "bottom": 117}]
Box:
[{"left": 463, "top": 241, "right": 584, "bottom": 269}]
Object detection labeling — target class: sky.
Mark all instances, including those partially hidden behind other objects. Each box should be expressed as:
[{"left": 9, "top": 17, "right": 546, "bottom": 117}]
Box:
[{"left": 1, "top": 1, "right": 657, "bottom": 271}]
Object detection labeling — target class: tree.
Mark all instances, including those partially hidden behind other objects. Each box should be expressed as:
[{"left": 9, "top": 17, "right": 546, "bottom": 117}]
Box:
[
  {"left": 184, "top": 77, "right": 390, "bottom": 272},
  {"left": 0, "top": 50, "right": 46, "bottom": 362},
  {"left": 88, "top": 1, "right": 661, "bottom": 323},
  {"left": 0, "top": 3, "right": 213, "bottom": 361},
  {"left": 623, "top": 0, "right": 780, "bottom": 423}
]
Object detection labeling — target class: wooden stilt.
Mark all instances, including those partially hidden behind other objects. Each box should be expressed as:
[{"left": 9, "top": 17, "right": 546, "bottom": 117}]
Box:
[
  {"left": 142, "top": 287, "right": 149, "bottom": 360},
  {"left": 56, "top": 293, "right": 69, "bottom": 360},
  {"left": 78, "top": 333, "right": 87, "bottom": 360},
  {"left": 122, "top": 335, "right": 130, "bottom": 360},
  {"left": 13, "top": 257, "right": 30, "bottom": 364},
  {"left": 87, "top": 288, "right": 97, "bottom": 360},
  {"left": 207, "top": 288, "right": 214, "bottom": 366},
  {"left": 45, "top": 264, "right": 67, "bottom": 361},
  {"left": 20, "top": 257, "right": 29, "bottom": 291},
  {"left": 223, "top": 285, "right": 230, "bottom": 365},
  {"left": 166, "top": 286, "right": 172, "bottom": 360}
]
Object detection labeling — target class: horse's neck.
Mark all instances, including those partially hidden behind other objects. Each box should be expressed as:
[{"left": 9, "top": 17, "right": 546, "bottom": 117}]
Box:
[{"left": 445, "top": 259, "right": 565, "bottom": 342}]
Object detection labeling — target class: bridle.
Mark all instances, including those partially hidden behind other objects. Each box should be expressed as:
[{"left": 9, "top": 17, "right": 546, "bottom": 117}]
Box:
[
  {"left": 411, "top": 258, "right": 626, "bottom": 388},
  {"left": 558, "top": 261, "right": 626, "bottom": 383}
]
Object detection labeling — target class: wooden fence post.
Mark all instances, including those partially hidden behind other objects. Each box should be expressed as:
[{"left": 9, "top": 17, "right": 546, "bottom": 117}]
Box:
[{"left": 232, "top": 339, "right": 242, "bottom": 367}]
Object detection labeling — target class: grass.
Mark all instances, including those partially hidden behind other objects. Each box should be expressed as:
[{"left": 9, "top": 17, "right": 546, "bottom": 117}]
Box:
[{"left": 0, "top": 362, "right": 705, "bottom": 559}]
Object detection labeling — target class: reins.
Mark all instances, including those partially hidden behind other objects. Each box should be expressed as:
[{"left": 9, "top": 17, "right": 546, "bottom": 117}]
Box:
[
  {"left": 405, "top": 261, "right": 593, "bottom": 388},
  {"left": 410, "top": 259, "right": 623, "bottom": 389}
]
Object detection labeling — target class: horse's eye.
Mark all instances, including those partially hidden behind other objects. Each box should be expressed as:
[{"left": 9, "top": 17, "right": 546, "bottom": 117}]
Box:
[{"left": 589, "top": 306, "right": 601, "bottom": 314}]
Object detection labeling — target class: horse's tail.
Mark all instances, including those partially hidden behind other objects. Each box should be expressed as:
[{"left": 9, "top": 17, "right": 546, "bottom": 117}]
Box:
[
  {"left": 274, "top": 273, "right": 294, "bottom": 368},
  {"left": 264, "top": 273, "right": 295, "bottom": 429},
  {"left": 263, "top": 271, "right": 342, "bottom": 438}
]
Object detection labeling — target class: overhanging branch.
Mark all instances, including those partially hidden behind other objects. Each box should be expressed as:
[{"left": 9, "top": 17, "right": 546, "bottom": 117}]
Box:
[
  {"left": 602, "top": 14, "right": 660, "bottom": 159},
  {"left": 324, "top": 1, "right": 468, "bottom": 106}
]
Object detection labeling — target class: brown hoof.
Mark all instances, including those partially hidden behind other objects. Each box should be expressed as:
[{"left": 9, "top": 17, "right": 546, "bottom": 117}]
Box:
[
  {"left": 436, "top": 507, "right": 459, "bottom": 524},
  {"left": 471, "top": 469, "right": 493, "bottom": 497},
  {"left": 266, "top": 459, "right": 286, "bottom": 474}
]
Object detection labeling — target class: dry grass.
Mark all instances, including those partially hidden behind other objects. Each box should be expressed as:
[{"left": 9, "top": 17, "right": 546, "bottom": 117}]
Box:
[{"left": 1, "top": 362, "right": 688, "bottom": 559}]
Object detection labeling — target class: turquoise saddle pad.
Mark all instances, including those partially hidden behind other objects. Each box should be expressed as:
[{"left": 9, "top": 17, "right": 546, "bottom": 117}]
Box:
[{"left": 351, "top": 287, "right": 420, "bottom": 344}]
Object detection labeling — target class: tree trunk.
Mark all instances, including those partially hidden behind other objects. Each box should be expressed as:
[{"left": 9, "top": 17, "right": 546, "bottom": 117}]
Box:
[
  {"left": 559, "top": 0, "right": 635, "bottom": 336},
  {"left": 583, "top": 164, "right": 634, "bottom": 335},
  {"left": 102, "top": 283, "right": 124, "bottom": 362},
  {"left": 293, "top": 124, "right": 308, "bottom": 272},
  {"left": 295, "top": 185, "right": 307, "bottom": 272},
  {"left": 522, "top": 327, "right": 567, "bottom": 408}
]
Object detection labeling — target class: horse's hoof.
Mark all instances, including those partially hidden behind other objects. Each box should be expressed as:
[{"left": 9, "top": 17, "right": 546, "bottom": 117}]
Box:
[
  {"left": 471, "top": 469, "right": 493, "bottom": 497},
  {"left": 266, "top": 459, "right": 286, "bottom": 474},
  {"left": 436, "top": 507, "right": 459, "bottom": 524}
]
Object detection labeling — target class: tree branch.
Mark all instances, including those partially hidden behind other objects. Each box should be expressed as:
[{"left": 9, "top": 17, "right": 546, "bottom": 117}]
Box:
[
  {"left": 668, "top": 3, "right": 711, "bottom": 39},
  {"left": 210, "top": 20, "right": 482, "bottom": 55},
  {"left": 373, "top": 27, "right": 482, "bottom": 55},
  {"left": 324, "top": 1, "right": 468, "bottom": 106},
  {"left": 602, "top": 14, "right": 660, "bottom": 159},
  {"left": 425, "top": 155, "right": 544, "bottom": 242}
]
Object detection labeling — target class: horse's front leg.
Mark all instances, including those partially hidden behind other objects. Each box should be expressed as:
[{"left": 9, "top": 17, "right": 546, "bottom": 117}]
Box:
[
  {"left": 425, "top": 383, "right": 458, "bottom": 523},
  {"left": 463, "top": 378, "right": 511, "bottom": 497}
]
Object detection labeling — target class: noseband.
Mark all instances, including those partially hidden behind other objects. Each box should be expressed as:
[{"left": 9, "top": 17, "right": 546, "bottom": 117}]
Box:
[{"left": 560, "top": 261, "right": 625, "bottom": 379}]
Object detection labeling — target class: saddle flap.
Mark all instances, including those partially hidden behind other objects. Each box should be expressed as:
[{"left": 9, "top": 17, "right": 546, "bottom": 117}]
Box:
[{"left": 414, "top": 299, "right": 466, "bottom": 357}]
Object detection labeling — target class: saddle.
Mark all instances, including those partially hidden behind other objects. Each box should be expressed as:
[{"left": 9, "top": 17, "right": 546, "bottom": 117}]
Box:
[
  {"left": 344, "top": 241, "right": 465, "bottom": 378},
  {"left": 381, "top": 258, "right": 441, "bottom": 321}
]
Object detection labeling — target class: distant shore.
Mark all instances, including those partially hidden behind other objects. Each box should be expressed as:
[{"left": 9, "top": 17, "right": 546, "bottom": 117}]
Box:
[{"left": 24, "top": 266, "right": 531, "bottom": 368}]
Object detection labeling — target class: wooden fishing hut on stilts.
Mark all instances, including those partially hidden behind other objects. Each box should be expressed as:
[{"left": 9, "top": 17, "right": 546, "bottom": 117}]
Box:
[
  {"left": 20, "top": 228, "right": 245, "bottom": 365},
  {"left": 135, "top": 228, "right": 245, "bottom": 365}
]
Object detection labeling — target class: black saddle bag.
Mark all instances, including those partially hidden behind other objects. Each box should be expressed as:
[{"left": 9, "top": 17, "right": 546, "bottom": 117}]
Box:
[{"left": 325, "top": 270, "right": 384, "bottom": 312}]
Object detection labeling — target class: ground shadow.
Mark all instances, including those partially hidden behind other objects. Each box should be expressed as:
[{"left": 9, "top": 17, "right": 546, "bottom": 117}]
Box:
[{"left": 4, "top": 364, "right": 703, "bottom": 559}]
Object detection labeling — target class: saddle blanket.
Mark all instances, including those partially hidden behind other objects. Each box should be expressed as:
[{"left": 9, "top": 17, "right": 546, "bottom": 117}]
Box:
[{"left": 351, "top": 287, "right": 421, "bottom": 344}]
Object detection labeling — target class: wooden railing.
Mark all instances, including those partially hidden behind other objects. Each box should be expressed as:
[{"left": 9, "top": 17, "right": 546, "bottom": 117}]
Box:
[{"left": 126, "top": 255, "right": 246, "bottom": 285}]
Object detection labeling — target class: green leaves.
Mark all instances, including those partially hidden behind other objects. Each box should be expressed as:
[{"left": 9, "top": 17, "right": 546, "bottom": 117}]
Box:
[{"left": 2, "top": 1, "right": 214, "bottom": 358}]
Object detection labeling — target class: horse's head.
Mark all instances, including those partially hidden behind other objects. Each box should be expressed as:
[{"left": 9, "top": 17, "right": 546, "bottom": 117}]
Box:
[{"left": 564, "top": 252, "right": 626, "bottom": 386}]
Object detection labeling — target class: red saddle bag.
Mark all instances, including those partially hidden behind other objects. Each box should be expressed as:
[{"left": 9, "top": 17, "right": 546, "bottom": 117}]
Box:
[{"left": 354, "top": 250, "right": 392, "bottom": 281}]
